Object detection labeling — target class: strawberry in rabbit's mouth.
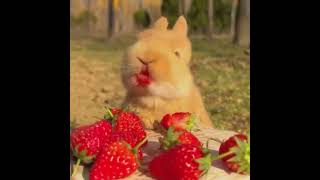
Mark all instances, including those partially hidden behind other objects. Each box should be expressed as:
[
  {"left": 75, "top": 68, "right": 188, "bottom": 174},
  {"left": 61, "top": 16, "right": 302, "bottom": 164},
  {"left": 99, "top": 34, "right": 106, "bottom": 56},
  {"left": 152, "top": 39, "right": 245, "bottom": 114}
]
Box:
[{"left": 135, "top": 65, "right": 152, "bottom": 86}]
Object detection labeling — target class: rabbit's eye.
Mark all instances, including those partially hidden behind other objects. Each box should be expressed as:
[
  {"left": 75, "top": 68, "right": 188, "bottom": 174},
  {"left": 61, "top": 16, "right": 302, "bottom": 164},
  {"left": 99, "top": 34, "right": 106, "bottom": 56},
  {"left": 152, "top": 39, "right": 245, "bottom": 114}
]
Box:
[{"left": 174, "top": 51, "right": 180, "bottom": 58}]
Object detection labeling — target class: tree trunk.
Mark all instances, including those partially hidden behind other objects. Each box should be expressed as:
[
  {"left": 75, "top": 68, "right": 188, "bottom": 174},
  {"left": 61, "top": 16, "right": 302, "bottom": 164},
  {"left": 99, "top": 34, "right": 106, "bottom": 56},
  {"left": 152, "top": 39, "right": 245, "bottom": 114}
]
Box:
[
  {"left": 107, "top": 0, "right": 113, "bottom": 37},
  {"left": 89, "top": 0, "right": 110, "bottom": 35},
  {"left": 120, "top": 0, "right": 139, "bottom": 33},
  {"left": 207, "top": 0, "right": 214, "bottom": 36},
  {"left": 233, "top": 0, "right": 250, "bottom": 47},
  {"left": 70, "top": 0, "right": 88, "bottom": 17},
  {"left": 111, "top": 0, "right": 121, "bottom": 36},
  {"left": 70, "top": 0, "right": 88, "bottom": 32},
  {"left": 178, "top": 0, "right": 184, "bottom": 15},
  {"left": 230, "top": 0, "right": 238, "bottom": 37},
  {"left": 87, "top": 0, "right": 92, "bottom": 33},
  {"left": 143, "top": 0, "right": 162, "bottom": 24},
  {"left": 184, "top": 0, "right": 193, "bottom": 15}
]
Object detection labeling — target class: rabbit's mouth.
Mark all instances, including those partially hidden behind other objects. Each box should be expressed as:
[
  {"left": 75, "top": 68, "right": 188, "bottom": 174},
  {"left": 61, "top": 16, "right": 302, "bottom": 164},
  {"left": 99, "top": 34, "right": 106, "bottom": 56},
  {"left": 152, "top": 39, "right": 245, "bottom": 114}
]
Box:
[{"left": 135, "top": 65, "right": 152, "bottom": 86}]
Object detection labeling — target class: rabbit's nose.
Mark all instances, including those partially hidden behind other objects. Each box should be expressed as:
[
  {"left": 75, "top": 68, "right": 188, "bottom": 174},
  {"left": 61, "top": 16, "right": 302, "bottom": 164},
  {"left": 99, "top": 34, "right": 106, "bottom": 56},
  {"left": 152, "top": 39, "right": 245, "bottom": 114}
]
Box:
[{"left": 137, "top": 57, "right": 154, "bottom": 65}]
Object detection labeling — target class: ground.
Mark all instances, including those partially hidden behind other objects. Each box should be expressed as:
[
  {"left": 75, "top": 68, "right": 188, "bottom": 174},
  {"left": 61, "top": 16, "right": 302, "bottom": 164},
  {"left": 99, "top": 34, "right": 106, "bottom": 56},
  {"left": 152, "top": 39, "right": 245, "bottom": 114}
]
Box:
[{"left": 70, "top": 34, "right": 250, "bottom": 133}]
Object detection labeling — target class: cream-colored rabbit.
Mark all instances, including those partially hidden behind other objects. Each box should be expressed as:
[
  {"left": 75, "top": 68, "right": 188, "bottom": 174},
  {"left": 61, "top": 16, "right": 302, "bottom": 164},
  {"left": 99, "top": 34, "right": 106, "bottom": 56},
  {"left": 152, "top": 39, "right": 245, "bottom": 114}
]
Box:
[{"left": 121, "top": 16, "right": 213, "bottom": 129}]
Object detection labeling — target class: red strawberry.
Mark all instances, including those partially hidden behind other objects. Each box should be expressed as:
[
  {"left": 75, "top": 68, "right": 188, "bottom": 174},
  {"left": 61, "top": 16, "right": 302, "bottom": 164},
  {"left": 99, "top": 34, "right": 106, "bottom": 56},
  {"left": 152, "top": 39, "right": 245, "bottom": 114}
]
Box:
[
  {"left": 149, "top": 144, "right": 212, "bottom": 180},
  {"left": 218, "top": 133, "right": 250, "bottom": 174},
  {"left": 148, "top": 152, "right": 170, "bottom": 180},
  {"left": 159, "top": 127, "right": 202, "bottom": 150},
  {"left": 90, "top": 137, "right": 147, "bottom": 180},
  {"left": 114, "top": 112, "right": 145, "bottom": 132},
  {"left": 105, "top": 107, "right": 147, "bottom": 146},
  {"left": 111, "top": 107, "right": 122, "bottom": 115},
  {"left": 70, "top": 120, "right": 112, "bottom": 164},
  {"left": 136, "top": 65, "right": 152, "bottom": 86},
  {"left": 160, "top": 112, "right": 196, "bottom": 131},
  {"left": 103, "top": 131, "right": 144, "bottom": 160}
]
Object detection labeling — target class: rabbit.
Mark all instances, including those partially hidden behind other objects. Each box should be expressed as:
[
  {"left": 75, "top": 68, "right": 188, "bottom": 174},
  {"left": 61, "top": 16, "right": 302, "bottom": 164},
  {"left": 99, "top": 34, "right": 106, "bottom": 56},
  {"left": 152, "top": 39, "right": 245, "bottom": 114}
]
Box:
[{"left": 121, "top": 16, "right": 213, "bottom": 130}]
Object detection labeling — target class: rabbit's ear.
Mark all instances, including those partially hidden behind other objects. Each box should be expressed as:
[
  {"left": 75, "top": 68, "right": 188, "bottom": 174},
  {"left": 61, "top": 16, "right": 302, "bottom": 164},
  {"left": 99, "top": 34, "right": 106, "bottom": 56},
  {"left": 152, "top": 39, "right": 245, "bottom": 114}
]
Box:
[
  {"left": 153, "top": 16, "right": 168, "bottom": 31},
  {"left": 173, "top": 16, "right": 188, "bottom": 36}
]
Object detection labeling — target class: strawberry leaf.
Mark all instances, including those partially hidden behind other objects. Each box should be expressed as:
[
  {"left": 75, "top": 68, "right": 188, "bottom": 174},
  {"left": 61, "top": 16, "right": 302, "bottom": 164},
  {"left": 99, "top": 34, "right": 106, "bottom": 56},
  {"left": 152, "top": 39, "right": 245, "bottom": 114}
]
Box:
[
  {"left": 196, "top": 153, "right": 212, "bottom": 177},
  {"left": 72, "top": 145, "right": 82, "bottom": 160},
  {"left": 186, "top": 114, "right": 196, "bottom": 131},
  {"left": 159, "top": 127, "right": 180, "bottom": 150},
  {"left": 104, "top": 106, "right": 118, "bottom": 127},
  {"left": 79, "top": 149, "right": 87, "bottom": 158},
  {"left": 72, "top": 146, "right": 96, "bottom": 164},
  {"left": 82, "top": 155, "right": 96, "bottom": 164},
  {"left": 228, "top": 137, "right": 250, "bottom": 174}
]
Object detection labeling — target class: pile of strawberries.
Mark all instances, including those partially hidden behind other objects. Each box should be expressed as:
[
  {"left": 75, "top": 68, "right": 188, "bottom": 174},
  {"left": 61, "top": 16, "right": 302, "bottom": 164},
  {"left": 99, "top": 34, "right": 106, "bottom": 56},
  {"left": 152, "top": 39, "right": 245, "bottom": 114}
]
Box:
[
  {"left": 70, "top": 107, "right": 147, "bottom": 179},
  {"left": 70, "top": 109, "right": 250, "bottom": 180},
  {"left": 150, "top": 112, "right": 250, "bottom": 180}
]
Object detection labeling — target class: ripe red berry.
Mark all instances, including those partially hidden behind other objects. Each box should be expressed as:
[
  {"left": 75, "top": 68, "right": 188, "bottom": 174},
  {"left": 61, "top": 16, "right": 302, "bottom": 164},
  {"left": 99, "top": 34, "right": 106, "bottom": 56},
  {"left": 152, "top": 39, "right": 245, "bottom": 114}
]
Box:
[
  {"left": 70, "top": 120, "right": 112, "bottom": 164},
  {"left": 135, "top": 65, "right": 151, "bottom": 86},
  {"left": 104, "top": 107, "right": 147, "bottom": 146},
  {"left": 160, "top": 112, "right": 196, "bottom": 131},
  {"left": 149, "top": 144, "right": 212, "bottom": 180},
  {"left": 90, "top": 137, "right": 147, "bottom": 180},
  {"left": 112, "top": 111, "right": 147, "bottom": 146},
  {"left": 159, "top": 127, "right": 202, "bottom": 150},
  {"left": 89, "top": 141, "right": 139, "bottom": 180},
  {"left": 103, "top": 131, "right": 144, "bottom": 160},
  {"left": 219, "top": 134, "right": 249, "bottom": 174}
]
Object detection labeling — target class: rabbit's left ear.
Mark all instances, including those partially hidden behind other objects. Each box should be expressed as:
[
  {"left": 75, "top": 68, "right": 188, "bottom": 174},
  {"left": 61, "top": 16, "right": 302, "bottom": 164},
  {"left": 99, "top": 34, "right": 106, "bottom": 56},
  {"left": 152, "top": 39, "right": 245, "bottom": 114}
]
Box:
[
  {"left": 153, "top": 16, "right": 168, "bottom": 30},
  {"left": 173, "top": 16, "right": 188, "bottom": 36}
]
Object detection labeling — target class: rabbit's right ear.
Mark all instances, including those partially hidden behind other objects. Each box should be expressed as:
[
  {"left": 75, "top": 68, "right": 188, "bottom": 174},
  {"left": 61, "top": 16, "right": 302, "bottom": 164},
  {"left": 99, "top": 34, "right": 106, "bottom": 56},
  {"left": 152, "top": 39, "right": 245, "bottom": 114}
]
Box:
[
  {"left": 173, "top": 16, "right": 188, "bottom": 36},
  {"left": 153, "top": 16, "right": 168, "bottom": 31}
]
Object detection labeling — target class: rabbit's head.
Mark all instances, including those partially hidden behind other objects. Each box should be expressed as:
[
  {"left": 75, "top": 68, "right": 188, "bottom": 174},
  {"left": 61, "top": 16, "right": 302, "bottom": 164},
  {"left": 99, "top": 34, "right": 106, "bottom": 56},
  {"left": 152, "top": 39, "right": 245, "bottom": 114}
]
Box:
[{"left": 122, "top": 16, "right": 194, "bottom": 99}]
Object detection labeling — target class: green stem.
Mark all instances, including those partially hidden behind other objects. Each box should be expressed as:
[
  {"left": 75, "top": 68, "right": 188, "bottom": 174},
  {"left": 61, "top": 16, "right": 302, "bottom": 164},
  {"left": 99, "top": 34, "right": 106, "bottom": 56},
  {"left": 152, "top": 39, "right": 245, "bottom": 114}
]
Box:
[
  {"left": 133, "top": 136, "right": 148, "bottom": 151},
  {"left": 203, "top": 138, "right": 222, "bottom": 153},
  {"left": 132, "top": 136, "right": 148, "bottom": 166},
  {"left": 71, "top": 158, "right": 81, "bottom": 178},
  {"left": 211, "top": 150, "right": 234, "bottom": 162},
  {"left": 206, "top": 139, "right": 210, "bottom": 149},
  {"left": 208, "top": 137, "right": 223, "bottom": 144},
  {"left": 105, "top": 106, "right": 114, "bottom": 118},
  {"left": 187, "top": 114, "right": 196, "bottom": 131}
]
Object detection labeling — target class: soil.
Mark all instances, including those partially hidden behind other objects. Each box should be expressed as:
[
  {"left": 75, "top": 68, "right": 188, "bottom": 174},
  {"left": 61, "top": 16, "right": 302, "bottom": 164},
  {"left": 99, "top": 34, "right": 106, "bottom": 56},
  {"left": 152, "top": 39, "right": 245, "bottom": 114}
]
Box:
[{"left": 70, "top": 56, "right": 125, "bottom": 127}]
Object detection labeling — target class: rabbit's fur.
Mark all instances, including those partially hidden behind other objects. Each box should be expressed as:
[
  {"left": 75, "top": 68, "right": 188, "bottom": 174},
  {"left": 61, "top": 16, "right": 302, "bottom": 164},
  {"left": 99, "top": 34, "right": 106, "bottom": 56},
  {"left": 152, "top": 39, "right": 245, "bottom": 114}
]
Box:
[{"left": 121, "top": 16, "right": 213, "bottom": 129}]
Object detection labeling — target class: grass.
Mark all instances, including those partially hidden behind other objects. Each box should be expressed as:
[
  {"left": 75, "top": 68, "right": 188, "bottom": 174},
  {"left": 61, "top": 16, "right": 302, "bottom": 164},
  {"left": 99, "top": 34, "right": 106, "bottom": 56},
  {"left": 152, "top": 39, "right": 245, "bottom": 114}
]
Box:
[{"left": 70, "top": 35, "right": 250, "bottom": 133}]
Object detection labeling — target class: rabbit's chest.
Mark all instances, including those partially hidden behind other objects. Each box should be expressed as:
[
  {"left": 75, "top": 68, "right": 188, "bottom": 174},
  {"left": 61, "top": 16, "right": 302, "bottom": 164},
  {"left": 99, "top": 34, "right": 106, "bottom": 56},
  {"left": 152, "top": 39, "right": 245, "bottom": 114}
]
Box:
[
  {"left": 124, "top": 94, "right": 200, "bottom": 129},
  {"left": 134, "top": 96, "right": 193, "bottom": 115}
]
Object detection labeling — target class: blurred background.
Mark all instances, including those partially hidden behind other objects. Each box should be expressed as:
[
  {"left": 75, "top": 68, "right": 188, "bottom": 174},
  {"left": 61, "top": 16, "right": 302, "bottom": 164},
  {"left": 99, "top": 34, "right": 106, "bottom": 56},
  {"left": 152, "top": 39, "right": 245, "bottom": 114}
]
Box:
[{"left": 70, "top": 0, "right": 250, "bottom": 133}]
